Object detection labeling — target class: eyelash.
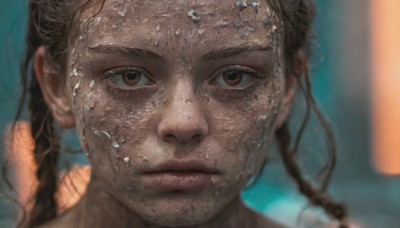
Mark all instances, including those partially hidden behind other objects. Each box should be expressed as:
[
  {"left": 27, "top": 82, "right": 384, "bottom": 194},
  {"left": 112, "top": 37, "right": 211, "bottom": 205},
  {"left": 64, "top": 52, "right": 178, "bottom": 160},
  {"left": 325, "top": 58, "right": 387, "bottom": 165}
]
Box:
[
  {"left": 210, "top": 65, "right": 261, "bottom": 89},
  {"left": 100, "top": 65, "right": 262, "bottom": 99}
]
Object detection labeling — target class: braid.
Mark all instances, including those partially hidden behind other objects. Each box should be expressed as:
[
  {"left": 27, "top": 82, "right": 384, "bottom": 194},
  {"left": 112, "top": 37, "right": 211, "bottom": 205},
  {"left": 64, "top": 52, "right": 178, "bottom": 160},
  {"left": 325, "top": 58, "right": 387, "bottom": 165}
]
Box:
[
  {"left": 275, "top": 123, "right": 349, "bottom": 228},
  {"left": 27, "top": 75, "right": 60, "bottom": 227}
]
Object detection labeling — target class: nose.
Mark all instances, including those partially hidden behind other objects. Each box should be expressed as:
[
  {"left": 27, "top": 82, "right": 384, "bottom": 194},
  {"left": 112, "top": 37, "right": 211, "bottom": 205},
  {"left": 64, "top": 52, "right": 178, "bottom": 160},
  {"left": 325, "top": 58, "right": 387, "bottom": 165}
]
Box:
[{"left": 157, "top": 81, "right": 209, "bottom": 144}]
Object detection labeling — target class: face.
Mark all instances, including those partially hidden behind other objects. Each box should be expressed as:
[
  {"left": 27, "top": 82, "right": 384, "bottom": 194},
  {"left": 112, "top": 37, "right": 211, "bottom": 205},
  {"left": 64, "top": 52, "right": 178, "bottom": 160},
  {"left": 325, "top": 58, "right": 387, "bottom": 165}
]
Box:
[{"left": 56, "top": 0, "right": 287, "bottom": 226}]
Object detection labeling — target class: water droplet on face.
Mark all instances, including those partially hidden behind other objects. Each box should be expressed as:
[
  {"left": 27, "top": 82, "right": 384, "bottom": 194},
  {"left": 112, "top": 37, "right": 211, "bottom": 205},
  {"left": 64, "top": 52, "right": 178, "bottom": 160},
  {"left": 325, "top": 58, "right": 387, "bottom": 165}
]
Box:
[
  {"left": 175, "top": 28, "right": 180, "bottom": 36},
  {"left": 235, "top": 0, "right": 247, "bottom": 8},
  {"left": 250, "top": 0, "right": 260, "bottom": 9},
  {"left": 90, "top": 80, "right": 96, "bottom": 89},
  {"left": 233, "top": 22, "right": 242, "bottom": 30},
  {"left": 71, "top": 68, "right": 78, "bottom": 77},
  {"left": 73, "top": 81, "right": 81, "bottom": 97},
  {"left": 187, "top": 10, "right": 201, "bottom": 22},
  {"left": 156, "top": 24, "right": 161, "bottom": 32},
  {"left": 124, "top": 157, "right": 130, "bottom": 163},
  {"left": 112, "top": 140, "right": 120, "bottom": 149}
]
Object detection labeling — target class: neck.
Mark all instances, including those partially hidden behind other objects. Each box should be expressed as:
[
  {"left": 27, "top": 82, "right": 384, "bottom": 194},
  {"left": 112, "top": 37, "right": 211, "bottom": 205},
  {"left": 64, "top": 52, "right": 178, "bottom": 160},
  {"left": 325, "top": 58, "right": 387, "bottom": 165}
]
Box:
[{"left": 69, "top": 176, "right": 261, "bottom": 228}]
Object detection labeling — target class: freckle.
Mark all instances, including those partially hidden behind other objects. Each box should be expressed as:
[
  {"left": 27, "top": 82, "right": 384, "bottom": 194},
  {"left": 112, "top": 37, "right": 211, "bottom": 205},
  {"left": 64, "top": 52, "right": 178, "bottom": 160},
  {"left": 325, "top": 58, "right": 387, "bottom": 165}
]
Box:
[{"left": 254, "top": 94, "right": 258, "bottom": 99}]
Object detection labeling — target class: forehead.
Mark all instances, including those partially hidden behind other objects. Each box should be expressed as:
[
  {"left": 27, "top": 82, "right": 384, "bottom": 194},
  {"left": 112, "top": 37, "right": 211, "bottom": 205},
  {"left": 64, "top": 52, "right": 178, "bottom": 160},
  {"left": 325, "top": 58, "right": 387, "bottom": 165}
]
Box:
[{"left": 77, "top": 0, "right": 280, "bottom": 55}]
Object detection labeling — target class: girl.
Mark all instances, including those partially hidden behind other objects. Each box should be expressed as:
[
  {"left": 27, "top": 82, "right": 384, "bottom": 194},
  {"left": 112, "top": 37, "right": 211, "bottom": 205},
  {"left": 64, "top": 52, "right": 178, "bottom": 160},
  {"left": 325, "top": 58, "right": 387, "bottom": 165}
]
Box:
[{"left": 8, "top": 0, "right": 349, "bottom": 227}]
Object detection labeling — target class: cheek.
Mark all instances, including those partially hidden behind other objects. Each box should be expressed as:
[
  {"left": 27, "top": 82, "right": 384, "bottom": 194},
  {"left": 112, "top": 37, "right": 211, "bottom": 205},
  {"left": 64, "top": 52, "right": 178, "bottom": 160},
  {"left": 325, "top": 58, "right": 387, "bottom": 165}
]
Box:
[
  {"left": 210, "top": 80, "right": 281, "bottom": 182},
  {"left": 71, "top": 81, "right": 161, "bottom": 178}
]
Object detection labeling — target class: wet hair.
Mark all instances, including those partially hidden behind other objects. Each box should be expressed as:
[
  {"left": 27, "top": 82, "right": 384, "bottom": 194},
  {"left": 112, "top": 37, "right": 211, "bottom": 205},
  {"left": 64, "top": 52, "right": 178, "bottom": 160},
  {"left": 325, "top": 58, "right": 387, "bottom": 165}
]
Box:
[{"left": 6, "top": 0, "right": 349, "bottom": 227}]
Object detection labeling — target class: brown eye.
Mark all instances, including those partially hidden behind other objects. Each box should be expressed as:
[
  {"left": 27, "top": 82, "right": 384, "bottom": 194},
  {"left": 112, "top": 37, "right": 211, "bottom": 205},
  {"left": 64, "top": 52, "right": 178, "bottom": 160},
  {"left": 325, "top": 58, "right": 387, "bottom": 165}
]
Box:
[
  {"left": 222, "top": 71, "right": 242, "bottom": 86},
  {"left": 122, "top": 71, "right": 140, "bottom": 86},
  {"left": 108, "top": 68, "right": 152, "bottom": 89},
  {"left": 215, "top": 69, "right": 252, "bottom": 88}
]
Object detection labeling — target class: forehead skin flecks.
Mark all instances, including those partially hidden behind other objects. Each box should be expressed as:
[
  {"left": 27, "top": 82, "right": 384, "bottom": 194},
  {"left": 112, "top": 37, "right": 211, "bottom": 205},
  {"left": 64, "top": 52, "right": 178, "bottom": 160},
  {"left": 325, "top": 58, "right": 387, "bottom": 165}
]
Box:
[
  {"left": 72, "top": 0, "right": 281, "bottom": 67},
  {"left": 61, "top": 0, "right": 287, "bottom": 227}
]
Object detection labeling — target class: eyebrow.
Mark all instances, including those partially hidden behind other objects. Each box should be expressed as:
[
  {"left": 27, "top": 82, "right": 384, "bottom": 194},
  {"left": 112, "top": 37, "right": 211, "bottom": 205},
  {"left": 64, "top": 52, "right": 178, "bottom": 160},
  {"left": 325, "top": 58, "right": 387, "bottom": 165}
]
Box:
[
  {"left": 87, "top": 44, "right": 164, "bottom": 60},
  {"left": 199, "top": 44, "right": 273, "bottom": 62},
  {"left": 86, "top": 44, "right": 272, "bottom": 62}
]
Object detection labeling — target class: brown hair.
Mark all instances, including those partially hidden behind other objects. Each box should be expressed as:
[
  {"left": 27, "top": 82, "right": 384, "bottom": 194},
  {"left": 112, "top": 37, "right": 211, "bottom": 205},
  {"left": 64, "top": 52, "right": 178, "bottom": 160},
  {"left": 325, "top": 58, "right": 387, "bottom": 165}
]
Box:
[{"left": 8, "top": 0, "right": 349, "bottom": 227}]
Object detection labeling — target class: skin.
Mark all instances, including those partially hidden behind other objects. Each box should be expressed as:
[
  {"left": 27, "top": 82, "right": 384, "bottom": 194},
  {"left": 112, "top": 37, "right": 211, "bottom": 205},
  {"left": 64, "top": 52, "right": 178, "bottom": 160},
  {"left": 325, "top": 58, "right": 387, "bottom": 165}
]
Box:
[{"left": 34, "top": 0, "right": 297, "bottom": 227}]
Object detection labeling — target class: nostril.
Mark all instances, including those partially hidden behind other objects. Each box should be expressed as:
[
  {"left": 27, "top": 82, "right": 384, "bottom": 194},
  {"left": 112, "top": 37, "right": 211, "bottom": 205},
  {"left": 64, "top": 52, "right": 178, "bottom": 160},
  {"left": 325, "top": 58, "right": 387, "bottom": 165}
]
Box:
[
  {"left": 192, "top": 134, "right": 203, "bottom": 142},
  {"left": 164, "top": 134, "right": 177, "bottom": 142}
]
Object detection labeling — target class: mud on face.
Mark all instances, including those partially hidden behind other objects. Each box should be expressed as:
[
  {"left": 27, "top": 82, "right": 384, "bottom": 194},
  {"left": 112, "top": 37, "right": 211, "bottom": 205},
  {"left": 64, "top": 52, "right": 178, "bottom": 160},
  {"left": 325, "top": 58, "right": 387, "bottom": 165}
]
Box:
[{"left": 66, "top": 0, "right": 285, "bottom": 226}]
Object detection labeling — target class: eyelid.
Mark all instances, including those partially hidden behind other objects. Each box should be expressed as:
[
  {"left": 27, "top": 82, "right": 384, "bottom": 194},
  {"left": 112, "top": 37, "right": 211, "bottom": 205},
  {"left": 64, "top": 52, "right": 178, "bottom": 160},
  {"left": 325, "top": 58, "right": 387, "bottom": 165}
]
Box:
[
  {"left": 213, "top": 65, "right": 258, "bottom": 77},
  {"left": 207, "top": 65, "right": 262, "bottom": 90},
  {"left": 100, "top": 66, "right": 150, "bottom": 79},
  {"left": 209, "top": 65, "right": 260, "bottom": 83}
]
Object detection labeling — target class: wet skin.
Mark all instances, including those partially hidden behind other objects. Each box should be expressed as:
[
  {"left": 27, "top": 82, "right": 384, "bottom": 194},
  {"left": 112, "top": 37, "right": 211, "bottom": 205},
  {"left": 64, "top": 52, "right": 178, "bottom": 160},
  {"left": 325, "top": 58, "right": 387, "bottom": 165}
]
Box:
[{"left": 35, "top": 0, "right": 294, "bottom": 227}]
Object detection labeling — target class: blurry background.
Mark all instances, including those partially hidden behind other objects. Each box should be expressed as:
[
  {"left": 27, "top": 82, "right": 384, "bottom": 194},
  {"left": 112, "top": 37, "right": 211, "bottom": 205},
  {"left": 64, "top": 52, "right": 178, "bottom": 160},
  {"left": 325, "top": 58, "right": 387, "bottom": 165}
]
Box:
[{"left": 1, "top": 0, "right": 399, "bottom": 227}]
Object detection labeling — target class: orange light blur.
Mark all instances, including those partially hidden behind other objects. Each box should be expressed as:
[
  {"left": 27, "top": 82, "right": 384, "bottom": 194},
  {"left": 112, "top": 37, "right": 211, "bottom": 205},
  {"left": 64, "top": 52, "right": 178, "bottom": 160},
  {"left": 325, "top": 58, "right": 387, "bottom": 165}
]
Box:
[
  {"left": 370, "top": 0, "right": 400, "bottom": 175},
  {"left": 6, "top": 122, "right": 90, "bottom": 213}
]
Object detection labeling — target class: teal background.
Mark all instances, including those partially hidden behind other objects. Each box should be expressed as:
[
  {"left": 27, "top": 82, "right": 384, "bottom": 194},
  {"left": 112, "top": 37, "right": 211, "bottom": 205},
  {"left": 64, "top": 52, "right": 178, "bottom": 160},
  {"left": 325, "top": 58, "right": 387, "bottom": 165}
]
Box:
[{"left": 1, "top": 1, "right": 399, "bottom": 227}]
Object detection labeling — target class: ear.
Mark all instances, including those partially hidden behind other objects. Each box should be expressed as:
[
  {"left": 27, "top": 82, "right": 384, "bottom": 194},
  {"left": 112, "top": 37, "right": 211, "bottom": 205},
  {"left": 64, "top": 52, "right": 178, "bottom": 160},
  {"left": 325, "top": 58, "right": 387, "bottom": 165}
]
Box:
[
  {"left": 275, "top": 51, "right": 307, "bottom": 129},
  {"left": 34, "top": 46, "right": 76, "bottom": 128}
]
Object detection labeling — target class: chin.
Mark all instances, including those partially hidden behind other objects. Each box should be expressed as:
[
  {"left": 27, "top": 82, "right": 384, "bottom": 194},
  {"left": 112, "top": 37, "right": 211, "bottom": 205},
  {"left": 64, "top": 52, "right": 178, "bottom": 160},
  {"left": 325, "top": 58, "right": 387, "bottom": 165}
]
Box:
[
  {"left": 141, "top": 210, "right": 216, "bottom": 227},
  {"left": 134, "top": 198, "right": 223, "bottom": 227}
]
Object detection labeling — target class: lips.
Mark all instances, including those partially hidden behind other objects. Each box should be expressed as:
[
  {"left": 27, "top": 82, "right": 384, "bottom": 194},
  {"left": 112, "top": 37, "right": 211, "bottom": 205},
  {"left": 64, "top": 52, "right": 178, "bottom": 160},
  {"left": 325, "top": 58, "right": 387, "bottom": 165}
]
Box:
[{"left": 143, "top": 160, "right": 220, "bottom": 191}]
